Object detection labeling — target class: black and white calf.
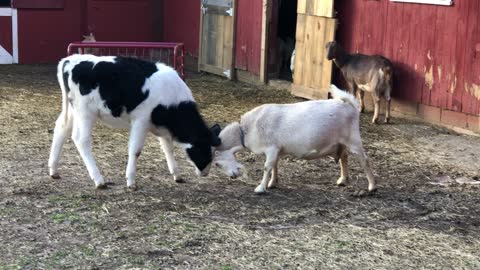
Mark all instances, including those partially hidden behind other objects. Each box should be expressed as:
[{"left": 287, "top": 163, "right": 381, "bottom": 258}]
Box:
[{"left": 48, "top": 54, "right": 221, "bottom": 189}]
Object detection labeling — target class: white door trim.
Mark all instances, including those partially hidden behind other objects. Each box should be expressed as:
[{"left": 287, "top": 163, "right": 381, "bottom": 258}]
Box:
[{"left": 0, "top": 7, "right": 18, "bottom": 64}]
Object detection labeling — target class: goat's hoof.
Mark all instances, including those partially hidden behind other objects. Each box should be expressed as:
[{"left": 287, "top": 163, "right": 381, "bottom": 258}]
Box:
[
  {"left": 385, "top": 118, "right": 390, "bottom": 124},
  {"left": 254, "top": 186, "right": 267, "bottom": 194},
  {"left": 368, "top": 186, "right": 378, "bottom": 193},
  {"left": 267, "top": 181, "right": 278, "bottom": 189},
  {"left": 371, "top": 119, "right": 379, "bottom": 125},
  {"left": 50, "top": 173, "right": 61, "bottom": 179},
  {"left": 96, "top": 183, "right": 108, "bottom": 190},
  {"left": 336, "top": 177, "right": 348, "bottom": 186}
]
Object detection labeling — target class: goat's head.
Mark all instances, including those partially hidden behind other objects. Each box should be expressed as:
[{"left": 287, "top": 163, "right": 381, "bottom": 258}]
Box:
[
  {"left": 213, "top": 147, "right": 244, "bottom": 179},
  {"left": 185, "top": 124, "right": 222, "bottom": 177},
  {"left": 325, "top": 41, "right": 339, "bottom": 60}
]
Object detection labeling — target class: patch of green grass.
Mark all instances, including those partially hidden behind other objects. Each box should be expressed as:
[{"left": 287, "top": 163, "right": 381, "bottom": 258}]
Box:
[
  {"left": 50, "top": 212, "right": 80, "bottom": 224},
  {"left": 80, "top": 246, "right": 95, "bottom": 257},
  {"left": 334, "top": 240, "right": 353, "bottom": 250},
  {"left": 52, "top": 250, "right": 69, "bottom": 261},
  {"left": 127, "top": 255, "right": 145, "bottom": 265}
]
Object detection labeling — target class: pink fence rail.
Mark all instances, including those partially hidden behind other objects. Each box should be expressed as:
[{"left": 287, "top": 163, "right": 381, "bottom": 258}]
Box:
[{"left": 67, "top": 42, "right": 185, "bottom": 80}]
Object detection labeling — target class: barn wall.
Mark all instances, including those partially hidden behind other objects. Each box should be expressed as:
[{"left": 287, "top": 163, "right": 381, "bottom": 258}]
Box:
[
  {"left": 17, "top": 0, "right": 84, "bottom": 63},
  {"left": 235, "top": 0, "right": 263, "bottom": 75},
  {"left": 335, "top": 0, "right": 480, "bottom": 120},
  {"left": 16, "top": 0, "right": 158, "bottom": 64},
  {"left": 161, "top": 0, "right": 201, "bottom": 57},
  {"left": 86, "top": 0, "right": 154, "bottom": 42}
]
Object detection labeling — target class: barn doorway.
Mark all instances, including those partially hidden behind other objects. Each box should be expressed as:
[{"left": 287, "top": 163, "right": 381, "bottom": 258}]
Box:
[{"left": 267, "top": 0, "right": 298, "bottom": 82}]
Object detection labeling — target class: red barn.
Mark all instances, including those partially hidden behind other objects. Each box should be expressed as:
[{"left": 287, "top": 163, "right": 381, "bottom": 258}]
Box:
[{"left": 0, "top": 0, "right": 479, "bottom": 133}]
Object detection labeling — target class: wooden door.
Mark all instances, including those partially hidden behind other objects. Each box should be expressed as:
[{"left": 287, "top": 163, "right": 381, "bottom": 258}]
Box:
[
  {"left": 291, "top": 0, "right": 336, "bottom": 99},
  {"left": 198, "top": 0, "right": 236, "bottom": 79}
]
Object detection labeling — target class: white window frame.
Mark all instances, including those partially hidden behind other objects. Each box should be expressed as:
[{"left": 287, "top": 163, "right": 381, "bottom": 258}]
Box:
[
  {"left": 0, "top": 7, "right": 18, "bottom": 64},
  {"left": 390, "top": 0, "right": 453, "bottom": 6}
]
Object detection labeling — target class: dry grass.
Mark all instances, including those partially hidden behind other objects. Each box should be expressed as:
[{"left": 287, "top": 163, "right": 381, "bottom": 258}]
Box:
[{"left": 0, "top": 65, "right": 480, "bottom": 269}]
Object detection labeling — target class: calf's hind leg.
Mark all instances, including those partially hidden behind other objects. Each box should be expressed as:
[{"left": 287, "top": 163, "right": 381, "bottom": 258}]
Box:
[
  {"left": 71, "top": 112, "right": 106, "bottom": 189},
  {"left": 48, "top": 110, "right": 73, "bottom": 178}
]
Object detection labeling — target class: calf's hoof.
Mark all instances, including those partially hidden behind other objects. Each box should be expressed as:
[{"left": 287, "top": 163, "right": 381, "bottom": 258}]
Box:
[
  {"left": 175, "top": 177, "right": 185, "bottom": 183},
  {"left": 50, "top": 173, "right": 61, "bottom": 179},
  {"left": 126, "top": 184, "right": 138, "bottom": 191},
  {"left": 254, "top": 185, "right": 267, "bottom": 194},
  {"left": 385, "top": 117, "right": 390, "bottom": 124},
  {"left": 96, "top": 183, "right": 108, "bottom": 190},
  {"left": 368, "top": 185, "right": 377, "bottom": 193},
  {"left": 371, "top": 119, "right": 379, "bottom": 125}
]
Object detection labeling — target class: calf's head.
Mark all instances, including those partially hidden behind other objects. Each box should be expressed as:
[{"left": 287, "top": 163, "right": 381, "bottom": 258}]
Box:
[{"left": 185, "top": 124, "right": 222, "bottom": 177}]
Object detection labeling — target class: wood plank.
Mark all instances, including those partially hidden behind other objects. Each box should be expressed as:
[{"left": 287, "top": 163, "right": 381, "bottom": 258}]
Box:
[
  {"left": 297, "top": 0, "right": 306, "bottom": 14},
  {"left": 206, "top": 13, "right": 218, "bottom": 66},
  {"left": 467, "top": 2, "right": 480, "bottom": 115},
  {"left": 199, "top": 63, "right": 226, "bottom": 75},
  {"left": 302, "top": 14, "right": 315, "bottom": 88},
  {"left": 321, "top": 18, "right": 336, "bottom": 89},
  {"left": 260, "top": 0, "right": 269, "bottom": 82},
  {"left": 216, "top": 14, "right": 225, "bottom": 68},
  {"left": 291, "top": 84, "right": 329, "bottom": 100},
  {"left": 451, "top": 0, "right": 469, "bottom": 113},
  {"left": 293, "top": 14, "right": 306, "bottom": 86}
]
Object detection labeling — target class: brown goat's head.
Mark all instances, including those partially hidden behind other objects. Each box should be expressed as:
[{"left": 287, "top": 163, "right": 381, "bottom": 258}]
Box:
[{"left": 325, "top": 41, "right": 339, "bottom": 60}]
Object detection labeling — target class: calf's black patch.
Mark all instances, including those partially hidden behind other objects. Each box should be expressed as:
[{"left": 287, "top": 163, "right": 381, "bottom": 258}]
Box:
[
  {"left": 70, "top": 57, "right": 157, "bottom": 117},
  {"left": 151, "top": 102, "right": 221, "bottom": 171}
]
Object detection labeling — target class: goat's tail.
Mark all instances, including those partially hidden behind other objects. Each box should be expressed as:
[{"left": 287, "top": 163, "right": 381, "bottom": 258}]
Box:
[
  {"left": 329, "top": 84, "right": 359, "bottom": 111},
  {"left": 57, "top": 58, "right": 70, "bottom": 127}
]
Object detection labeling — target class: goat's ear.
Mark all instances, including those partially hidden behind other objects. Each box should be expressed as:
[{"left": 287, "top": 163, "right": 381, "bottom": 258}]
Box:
[{"left": 210, "top": 123, "right": 222, "bottom": 136}]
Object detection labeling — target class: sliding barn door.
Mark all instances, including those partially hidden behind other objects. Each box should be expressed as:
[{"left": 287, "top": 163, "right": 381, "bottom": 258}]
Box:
[
  {"left": 291, "top": 0, "right": 336, "bottom": 99},
  {"left": 198, "top": 0, "right": 236, "bottom": 79}
]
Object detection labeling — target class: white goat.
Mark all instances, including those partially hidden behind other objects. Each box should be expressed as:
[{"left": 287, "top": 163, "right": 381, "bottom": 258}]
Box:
[{"left": 214, "top": 85, "right": 376, "bottom": 194}]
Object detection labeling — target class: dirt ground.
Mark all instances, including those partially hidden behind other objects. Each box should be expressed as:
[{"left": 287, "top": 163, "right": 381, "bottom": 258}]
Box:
[{"left": 1, "top": 64, "right": 480, "bottom": 270}]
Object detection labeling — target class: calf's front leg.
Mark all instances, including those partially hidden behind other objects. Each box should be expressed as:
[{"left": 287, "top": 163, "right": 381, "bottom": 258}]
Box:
[
  {"left": 255, "top": 148, "right": 279, "bottom": 194},
  {"left": 158, "top": 136, "right": 182, "bottom": 183},
  {"left": 125, "top": 120, "right": 149, "bottom": 190}
]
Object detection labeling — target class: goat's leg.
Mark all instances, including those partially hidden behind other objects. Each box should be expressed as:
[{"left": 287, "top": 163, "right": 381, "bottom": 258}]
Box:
[
  {"left": 255, "top": 148, "right": 279, "bottom": 194},
  {"left": 349, "top": 145, "right": 376, "bottom": 192},
  {"left": 371, "top": 93, "right": 381, "bottom": 124},
  {"left": 267, "top": 160, "right": 279, "bottom": 189},
  {"left": 125, "top": 120, "right": 149, "bottom": 190},
  {"left": 71, "top": 113, "right": 106, "bottom": 189},
  {"left": 48, "top": 110, "right": 73, "bottom": 179},
  {"left": 384, "top": 87, "right": 392, "bottom": 123},
  {"left": 358, "top": 91, "right": 365, "bottom": 113},
  {"left": 336, "top": 150, "right": 349, "bottom": 186},
  {"left": 158, "top": 136, "right": 182, "bottom": 183}
]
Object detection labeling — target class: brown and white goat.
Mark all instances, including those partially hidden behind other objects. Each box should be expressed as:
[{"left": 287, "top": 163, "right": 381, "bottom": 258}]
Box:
[{"left": 326, "top": 41, "right": 394, "bottom": 124}]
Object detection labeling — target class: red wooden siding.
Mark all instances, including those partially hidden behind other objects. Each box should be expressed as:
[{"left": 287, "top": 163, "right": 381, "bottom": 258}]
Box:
[
  {"left": 161, "top": 1, "right": 201, "bottom": 57},
  {"left": 335, "top": 0, "right": 480, "bottom": 116},
  {"left": 235, "top": 0, "right": 262, "bottom": 74},
  {"left": 86, "top": 0, "right": 154, "bottom": 42},
  {"left": 0, "top": 16, "right": 12, "bottom": 54},
  {"left": 17, "top": 0, "right": 84, "bottom": 63}
]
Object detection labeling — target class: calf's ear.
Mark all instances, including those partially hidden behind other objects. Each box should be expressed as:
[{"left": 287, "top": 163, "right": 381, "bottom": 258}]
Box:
[
  {"left": 211, "top": 136, "right": 222, "bottom": 147},
  {"left": 210, "top": 124, "right": 222, "bottom": 136}
]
